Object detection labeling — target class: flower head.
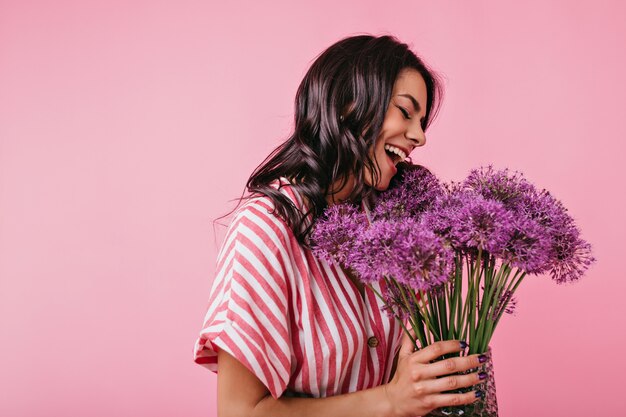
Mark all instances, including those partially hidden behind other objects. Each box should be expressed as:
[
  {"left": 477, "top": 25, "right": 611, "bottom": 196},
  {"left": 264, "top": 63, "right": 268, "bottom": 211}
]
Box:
[
  {"left": 450, "top": 194, "right": 514, "bottom": 255},
  {"left": 460, "top": 167, "right": 596, "bottom": 281},
  {"left": 503, "top": 217, "right": 552, "bottom": 273},
  {"left": 349, "top": 218, "right": 454, "bottom": 291},
  {"left": 516, "top": 188, "right": 596, "bottom": 282},
  {"left": 310, "top": 203, "right": 367, "bottom": 267},
  {"left": 373, "top": 164, "right": 443, "bottom": 221},
  {"left": 491, "top": 290, "right": 518, "bottom": 320},
  {"left": 548, "top": 222, "right": 596, "bottom": 284},
  {"left": 419, "top": 182, "right": 466, "bottom": 237},
  {"left": 464, "top": 165, "right": 536, "bottom": 213},
  {"left": 422, "top": 187, "right": 513, "bottom": 255},
  {"left": 379, "top": 281, "right": 420, "bottom": 320}
]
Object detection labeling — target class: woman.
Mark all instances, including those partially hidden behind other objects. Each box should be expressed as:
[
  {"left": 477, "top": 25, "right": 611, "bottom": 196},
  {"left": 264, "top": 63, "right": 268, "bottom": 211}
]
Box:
[{"left": 193, "top": 34, "right": 486, "bottom": 417}]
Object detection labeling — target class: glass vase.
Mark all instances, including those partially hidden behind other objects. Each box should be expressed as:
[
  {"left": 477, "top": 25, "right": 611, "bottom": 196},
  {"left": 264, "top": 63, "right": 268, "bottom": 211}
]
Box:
[{"left": 424, "top": 346, "right": 498, "bottom": 417}]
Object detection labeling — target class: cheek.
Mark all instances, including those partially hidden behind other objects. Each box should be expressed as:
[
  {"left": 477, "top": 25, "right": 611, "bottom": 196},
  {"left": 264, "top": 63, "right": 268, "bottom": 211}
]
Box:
[
  {"left": 372, "top": 140, "right": 386, "bottom": 160},
  {"left": 362, "top": 139, "right": 397, "bottom": 188}
]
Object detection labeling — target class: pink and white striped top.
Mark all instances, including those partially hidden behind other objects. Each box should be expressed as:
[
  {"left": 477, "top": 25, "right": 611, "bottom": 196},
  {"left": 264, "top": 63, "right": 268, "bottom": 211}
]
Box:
[{"left": 193, "top": 178, "right": 403, "bottom": 399}]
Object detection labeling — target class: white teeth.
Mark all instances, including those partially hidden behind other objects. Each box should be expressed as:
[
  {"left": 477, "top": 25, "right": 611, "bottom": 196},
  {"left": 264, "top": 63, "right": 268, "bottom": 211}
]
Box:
[{"left": 384, "top": 144, "right": 407, "bottom": 160}]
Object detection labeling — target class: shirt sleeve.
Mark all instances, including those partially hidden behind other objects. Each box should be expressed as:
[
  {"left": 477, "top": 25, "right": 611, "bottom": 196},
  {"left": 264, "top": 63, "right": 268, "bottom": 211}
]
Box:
[{"left": 193, "top": 198, "right": 294, "bottom": 399}]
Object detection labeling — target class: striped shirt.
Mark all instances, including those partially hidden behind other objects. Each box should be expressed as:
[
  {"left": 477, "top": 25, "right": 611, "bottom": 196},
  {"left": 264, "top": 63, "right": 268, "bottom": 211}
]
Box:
[{"left": 192, "top": 178, "right": 403, "bottom": 399}]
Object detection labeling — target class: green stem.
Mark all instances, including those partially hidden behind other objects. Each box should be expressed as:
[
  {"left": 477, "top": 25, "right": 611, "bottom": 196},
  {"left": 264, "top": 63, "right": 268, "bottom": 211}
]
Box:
[
  {"left": 454, "top": 254, "right": 464, "bottom": 340},
  {"left": 468, "top": 249, "right": 483, "bottom": 353},
  {"left": 478, "top": 263, "right": 511, "bottom": 353},
  {"left": 447, "top": 256, "right": 460, "bottom": 338},
  {"left": 394, "top": 280, "right": 423, "bottom": 347},
  {"left": 436, "top": 287, "right": 449, "bottom": 341},
  {"left": 475, "top": 258, "right": 505, "bottom": 350},
  {"left": 420, "top": 294, "right": 434, "bottom": 346},
  {"left": 367, "top": 280, "right": 419, "bottom": 346},
  {"left": 408, "top": 289, "right": 429, "bottom": 348},
  {"left": 494, "top": 271, "right": 526, "bottom": 328},
  {"left": 460, "top": 254, "right": 473, "bottom": 342},
  {"left": 426, "top": 290, "right": 441, "bottom": 342}
]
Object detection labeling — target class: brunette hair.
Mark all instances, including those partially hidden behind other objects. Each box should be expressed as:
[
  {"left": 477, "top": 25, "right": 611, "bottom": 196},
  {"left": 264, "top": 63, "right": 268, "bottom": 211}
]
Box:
[{"left": 220, "top": 34, "right": 444, "bottom": 246}]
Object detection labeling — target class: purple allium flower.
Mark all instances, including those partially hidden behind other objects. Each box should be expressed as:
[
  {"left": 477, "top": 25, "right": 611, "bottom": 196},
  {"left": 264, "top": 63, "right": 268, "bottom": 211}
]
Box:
[
  {"left": 548, "top": 223, "right": 596, "bottom": 284},
  {"left": 310, "top": 203, "right": 367, "bottom": 267},
  {"left": 503, "top": 217, "right": 552, "bottom": 274},
  {"left": 420, "top": 182, "right": 466, "bottom": 238},
  {"left": 516, "top": 188, "right": 596, "bottom": 282},
  {"left": 422, "top": 187, "right": 513, "bottom": 255},
  {"left": 373, "top": 164, "right": 443, "bottom": 221},
  {"left": 379, "top": 279, "right": 420, "bottom": 320},
  {"left": 464, "top": 165, "right": 536, "bottom": 213},
  {"left": 449, "top": 194, "right": 514, "bottom": 255},
  {"left": 348, "top": 218, "right": 454, "bottom": 291},
  {"left": 518, "top": 189, "right": 567, "bottom": 228},
  {"left": 461, "top": 167, "right": 596, "bottom": 281},
  {"left": 491, "top": 290, "right": 518, "bottom": 320}
]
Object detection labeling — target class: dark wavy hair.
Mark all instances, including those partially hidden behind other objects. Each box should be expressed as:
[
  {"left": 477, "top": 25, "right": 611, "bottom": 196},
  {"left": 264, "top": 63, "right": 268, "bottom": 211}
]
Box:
[{"left": 219, "top": 34, "right": 445, "bottom": 246}]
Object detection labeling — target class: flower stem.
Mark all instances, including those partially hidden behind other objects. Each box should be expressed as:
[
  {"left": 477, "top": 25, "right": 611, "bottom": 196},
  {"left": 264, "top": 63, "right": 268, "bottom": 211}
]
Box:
[
  {"left": 475, "top": 258, "right": 504, "bottom": 351},
  {"left": 368, "top": 279, "right": 419, "bottom": 349},
  {"left": 494, "top": 270, "right": 526, "bottom": 328}
]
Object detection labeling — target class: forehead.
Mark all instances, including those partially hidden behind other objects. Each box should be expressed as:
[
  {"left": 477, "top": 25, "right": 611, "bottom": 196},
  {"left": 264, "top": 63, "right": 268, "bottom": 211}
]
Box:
[{"left": 392, "top": 69, "right": 428, "bottom": 113}]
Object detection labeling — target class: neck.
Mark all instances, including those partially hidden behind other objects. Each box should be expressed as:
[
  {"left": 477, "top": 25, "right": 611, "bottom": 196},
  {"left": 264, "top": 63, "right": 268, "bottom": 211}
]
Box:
[{"left": 325, "top": 175, "right": 356, "bottom": 206}]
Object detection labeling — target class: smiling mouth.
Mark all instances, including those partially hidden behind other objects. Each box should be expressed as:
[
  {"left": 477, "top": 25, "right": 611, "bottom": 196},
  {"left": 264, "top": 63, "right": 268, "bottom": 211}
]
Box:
[{"left": 384, "top": 144, "right": 407, "bottom": 165}]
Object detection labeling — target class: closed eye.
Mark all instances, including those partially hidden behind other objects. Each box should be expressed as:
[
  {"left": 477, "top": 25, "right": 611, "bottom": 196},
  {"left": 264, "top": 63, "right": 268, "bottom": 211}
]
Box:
[{"left": 396, "top": 105, "right": 411, "bottom": 119}]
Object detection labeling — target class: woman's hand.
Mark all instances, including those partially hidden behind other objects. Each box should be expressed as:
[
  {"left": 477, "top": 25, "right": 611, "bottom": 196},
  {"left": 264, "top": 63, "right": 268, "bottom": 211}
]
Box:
[{"left": 383, "top": 331, "right": 485, "bottom": 417}]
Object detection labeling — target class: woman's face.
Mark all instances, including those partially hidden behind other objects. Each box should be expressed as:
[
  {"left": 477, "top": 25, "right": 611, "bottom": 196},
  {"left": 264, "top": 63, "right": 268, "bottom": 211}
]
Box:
[
  {"left": 325, "top": 68, "right": 429, "bottom": 205},
  {"left": 366, "top": 68, "right": 428, "bottom": 190}
]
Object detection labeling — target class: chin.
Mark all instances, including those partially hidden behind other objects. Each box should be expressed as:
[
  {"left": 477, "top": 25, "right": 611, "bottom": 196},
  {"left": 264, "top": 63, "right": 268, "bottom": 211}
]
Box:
[
  {"left": 372, "top": 175, "right": 394, "bottom": 191},
  {"left": 364, "top": 164, "right": 396, "bottom": 191}
]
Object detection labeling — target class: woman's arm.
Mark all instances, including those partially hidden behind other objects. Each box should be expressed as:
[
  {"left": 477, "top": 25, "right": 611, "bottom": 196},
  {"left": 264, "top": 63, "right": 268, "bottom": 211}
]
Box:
[
  {"left": 217, "top": 348, "right": 392, "bottom": 417},
  {"left": 217, "top": 334, "right": 484, "bottom": 417}
]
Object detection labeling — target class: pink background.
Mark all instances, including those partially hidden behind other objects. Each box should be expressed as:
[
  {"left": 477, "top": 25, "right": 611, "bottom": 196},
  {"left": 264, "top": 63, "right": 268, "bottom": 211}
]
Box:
[{"left": 1, "top": 1, "right": 624, "bottom": 416}]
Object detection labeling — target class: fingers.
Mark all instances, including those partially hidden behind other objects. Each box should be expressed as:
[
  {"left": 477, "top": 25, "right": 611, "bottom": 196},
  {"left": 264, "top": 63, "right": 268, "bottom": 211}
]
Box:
[
  {"left": 386, "top": 339, "right": 488, "bottom": 416},
  {"left": 419, "top": 353, "right": 484, "bottom": 379},
  {"left": 425, "top": 390, "right": 482, "bottom": 410},
  {"left": 411, "top": 340, "right": 466, "bottom": 363},
  {"left": 418, "top": 371, "right": 485, "bottom": 395}
]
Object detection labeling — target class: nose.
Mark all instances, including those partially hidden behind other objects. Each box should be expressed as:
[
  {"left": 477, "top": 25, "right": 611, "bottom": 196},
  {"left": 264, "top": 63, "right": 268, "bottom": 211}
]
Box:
[{"left": 405, "top": 122, "right": 426, "bottom": 147}]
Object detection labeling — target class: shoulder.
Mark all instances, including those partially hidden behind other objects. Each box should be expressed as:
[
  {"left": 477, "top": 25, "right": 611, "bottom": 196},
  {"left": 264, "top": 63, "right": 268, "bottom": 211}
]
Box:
[
  {"left": 227, "top": 181, "right": 303, "bottom": 253},
  {"left": 232, "top": 177, "right": 305, "bottom": 233}
]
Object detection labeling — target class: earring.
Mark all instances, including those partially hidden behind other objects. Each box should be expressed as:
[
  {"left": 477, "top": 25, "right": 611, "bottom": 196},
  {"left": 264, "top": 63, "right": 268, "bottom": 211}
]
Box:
[{"left": 339, "top": 115, "right": 344, "bottom": 122}]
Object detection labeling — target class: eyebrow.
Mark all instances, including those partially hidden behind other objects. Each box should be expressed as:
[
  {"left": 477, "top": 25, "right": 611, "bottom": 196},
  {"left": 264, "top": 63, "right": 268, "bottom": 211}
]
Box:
[
  {"left": 398, "top": 94, "right": 425, "bottom": 122},
  {"left": 397, "top": 93, "right": 425, "bottom": 120}
]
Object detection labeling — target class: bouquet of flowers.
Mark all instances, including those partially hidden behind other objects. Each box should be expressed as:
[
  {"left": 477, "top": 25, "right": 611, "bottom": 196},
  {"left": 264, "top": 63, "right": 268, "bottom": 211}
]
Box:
[{"left": 310, "top": 164, "right": 595, "bottom": 416}]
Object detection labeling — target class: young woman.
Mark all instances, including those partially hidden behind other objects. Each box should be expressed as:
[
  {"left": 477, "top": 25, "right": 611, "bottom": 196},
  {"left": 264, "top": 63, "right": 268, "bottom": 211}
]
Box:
[{"left": 193, "top": 34, "right": 486, "bottom": 417}]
